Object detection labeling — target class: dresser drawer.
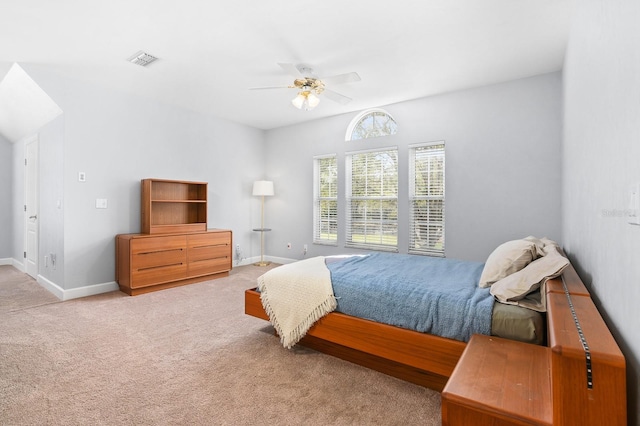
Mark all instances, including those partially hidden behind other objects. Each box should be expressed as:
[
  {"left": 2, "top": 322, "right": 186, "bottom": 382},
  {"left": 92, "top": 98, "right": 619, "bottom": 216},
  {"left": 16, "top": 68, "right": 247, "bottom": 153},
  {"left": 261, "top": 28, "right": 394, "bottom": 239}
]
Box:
[
  {"left": 131, "top": 235, "right": 187, "bottom": 255},
  {"left": 188, "top": 256, "right": 231, "bottom": 277},
  {"left": 187, "top": 232, "right": 231, "bottom": 262},
  {"left": 131, "top": 262, "right": 187, "bottom": 288},
  {"left": 130, "top": 236, "right": 188, "bottom": 288},
  {"left": 116, "top": 230, "right": 232, "bottom": 295}
]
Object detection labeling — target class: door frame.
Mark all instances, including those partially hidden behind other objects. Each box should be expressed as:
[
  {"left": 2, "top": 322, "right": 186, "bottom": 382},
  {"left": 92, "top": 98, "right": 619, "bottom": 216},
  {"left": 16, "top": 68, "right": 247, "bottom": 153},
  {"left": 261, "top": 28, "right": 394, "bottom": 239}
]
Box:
[{"left": 24, "top": 134, "right": 39, "bottom": 278}]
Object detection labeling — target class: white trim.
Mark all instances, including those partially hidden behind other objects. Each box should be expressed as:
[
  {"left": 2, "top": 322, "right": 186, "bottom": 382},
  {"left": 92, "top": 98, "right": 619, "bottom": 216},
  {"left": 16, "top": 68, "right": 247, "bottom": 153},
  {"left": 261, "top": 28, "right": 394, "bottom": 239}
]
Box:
[
  {"left": 408, "top": 140, "right": 445, "bottom": 149},
  {"left": 36, "top": 274, "right": 63, "bottom": 299},
  {"left": 345, "top": 145, "right": 398, "bottom": 156},
  {"left": 7, "top": 258, "right": 26, "bottom": 271},
  {"left": 24, "top": 134, "right": 39, "bottom": 279},
  {"left": 36, "top": 274, "right": 119, "bottom": 301},
  {"left": 345, "top": 108, "right": 398, "bottom": 141},
  {"left": 264, "top": 255, "right": 297, "bottom": 265},
  {"left": 313, "top": 153, "right": 337, "bottom": 160}
]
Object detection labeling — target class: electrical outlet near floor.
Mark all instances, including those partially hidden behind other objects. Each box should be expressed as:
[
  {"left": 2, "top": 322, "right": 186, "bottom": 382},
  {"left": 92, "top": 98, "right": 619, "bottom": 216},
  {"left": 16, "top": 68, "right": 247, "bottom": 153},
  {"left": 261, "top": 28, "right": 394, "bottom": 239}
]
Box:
[{"left": 287, "top": 243, "right": 291, "bottom": 249}]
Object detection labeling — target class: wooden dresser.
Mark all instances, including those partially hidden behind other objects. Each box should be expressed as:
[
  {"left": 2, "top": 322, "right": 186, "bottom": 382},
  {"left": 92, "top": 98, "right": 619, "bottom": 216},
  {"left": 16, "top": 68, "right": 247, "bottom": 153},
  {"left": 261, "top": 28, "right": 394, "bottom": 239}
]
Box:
[
  {"left": 116, "top": 229, "right": 232, "bottom": 295},
  {"left": 116, "top": 178, "right": 232, "bottom": 295}
]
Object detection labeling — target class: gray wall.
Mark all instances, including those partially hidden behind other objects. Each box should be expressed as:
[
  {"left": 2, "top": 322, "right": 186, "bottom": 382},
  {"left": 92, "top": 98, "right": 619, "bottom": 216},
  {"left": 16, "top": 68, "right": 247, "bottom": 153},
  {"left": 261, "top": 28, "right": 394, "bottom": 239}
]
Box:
[
  {"left": 17, "top": 65, "right": 266, "bottom": 290},
  {"left": 264, "top": 72, "right": 563, "bottom": 262},
  {"left": 0, "top": 133, "right": 11, "bottom": 258},
  {"left": 563, "top": 0, "right": 640, "bottom": 422},
  {"left": 38, "top": 115, "right": 65, "bottom": 285}
]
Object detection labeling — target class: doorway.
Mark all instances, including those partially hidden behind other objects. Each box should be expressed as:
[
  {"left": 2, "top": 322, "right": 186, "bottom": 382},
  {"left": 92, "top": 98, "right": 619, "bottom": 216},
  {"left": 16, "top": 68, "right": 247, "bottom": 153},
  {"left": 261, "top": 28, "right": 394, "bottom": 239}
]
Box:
[{"left": 24, "top": 135, "right": 38, "bottom": 278}]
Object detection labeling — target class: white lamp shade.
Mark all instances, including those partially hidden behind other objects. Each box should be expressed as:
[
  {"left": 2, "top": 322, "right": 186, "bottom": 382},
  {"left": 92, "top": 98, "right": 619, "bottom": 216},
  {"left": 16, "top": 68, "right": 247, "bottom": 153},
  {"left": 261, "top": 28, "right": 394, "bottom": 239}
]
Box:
[
  {"left": 253, "top": 180, "right": 274, "bottom": 196},
  {"left": 291, "top": 93, "right": 306, "bottom": 109},
  {"left": 307, "top": 92, "right": 320, "bottom": 108}
]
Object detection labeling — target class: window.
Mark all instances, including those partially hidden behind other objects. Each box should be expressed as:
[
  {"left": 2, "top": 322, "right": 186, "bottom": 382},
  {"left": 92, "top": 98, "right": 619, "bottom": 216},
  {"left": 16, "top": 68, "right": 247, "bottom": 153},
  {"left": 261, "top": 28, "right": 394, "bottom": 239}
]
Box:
[
  {"left": 346, "top": 148, "right": 398, "bottom": 251},
  {"left": 346, "top": 108, "right": 398, "bottom": 141},
  {"left": 409, "top": 142, "right": 445, "bottom": 256},
  {"left": 313, "top": 155, "right": 338, "bottom": 245}
]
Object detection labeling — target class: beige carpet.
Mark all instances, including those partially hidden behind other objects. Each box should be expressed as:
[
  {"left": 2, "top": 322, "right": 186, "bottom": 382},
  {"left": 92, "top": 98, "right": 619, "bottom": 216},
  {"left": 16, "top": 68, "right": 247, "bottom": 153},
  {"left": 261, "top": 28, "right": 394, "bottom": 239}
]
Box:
[{"left": 0, "top": 264, "right": 441, "bottom": 425}]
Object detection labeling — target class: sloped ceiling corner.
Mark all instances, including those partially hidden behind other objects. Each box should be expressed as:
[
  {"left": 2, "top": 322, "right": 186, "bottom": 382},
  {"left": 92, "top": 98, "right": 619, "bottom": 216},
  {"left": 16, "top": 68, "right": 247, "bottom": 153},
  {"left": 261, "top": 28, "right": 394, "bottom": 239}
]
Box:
[{"left": 0, "top": 63, "right": 63, "bottom": 143}]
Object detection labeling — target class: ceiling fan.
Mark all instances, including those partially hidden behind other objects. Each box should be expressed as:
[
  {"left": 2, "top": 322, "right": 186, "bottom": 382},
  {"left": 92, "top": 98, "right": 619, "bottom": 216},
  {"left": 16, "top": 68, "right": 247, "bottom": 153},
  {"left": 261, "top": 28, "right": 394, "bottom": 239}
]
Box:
[{"left": 250, "top": 63, "right": 361, "bottom": 111}]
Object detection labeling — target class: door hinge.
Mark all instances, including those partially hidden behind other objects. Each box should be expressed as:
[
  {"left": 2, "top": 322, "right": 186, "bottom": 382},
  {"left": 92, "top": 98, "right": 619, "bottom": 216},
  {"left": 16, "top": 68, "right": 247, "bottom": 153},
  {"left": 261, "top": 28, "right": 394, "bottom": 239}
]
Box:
[
  {"left": 24, "top": 205, "right": 27, "bottom": 212},
  {"left": 23, "top": 251, "right": 26, "bottom": 258},
  {"left": 24, "top": 158, "right": 27, "bottom": 166}
]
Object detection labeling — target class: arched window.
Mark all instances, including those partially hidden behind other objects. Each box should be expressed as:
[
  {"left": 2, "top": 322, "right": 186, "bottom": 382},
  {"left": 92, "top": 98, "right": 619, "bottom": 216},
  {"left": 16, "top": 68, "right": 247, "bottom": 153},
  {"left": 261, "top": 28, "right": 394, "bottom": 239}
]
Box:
[{"left": 346, "top": 108, "right": 398, "bottom": 141}]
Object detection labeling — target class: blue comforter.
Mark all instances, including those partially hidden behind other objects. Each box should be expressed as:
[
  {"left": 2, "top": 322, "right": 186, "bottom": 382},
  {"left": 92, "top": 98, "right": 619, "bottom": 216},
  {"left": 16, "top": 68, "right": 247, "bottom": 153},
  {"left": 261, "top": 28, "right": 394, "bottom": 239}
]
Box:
[{"left": 326, "top": 253, "right": 493, "bottom": 342}]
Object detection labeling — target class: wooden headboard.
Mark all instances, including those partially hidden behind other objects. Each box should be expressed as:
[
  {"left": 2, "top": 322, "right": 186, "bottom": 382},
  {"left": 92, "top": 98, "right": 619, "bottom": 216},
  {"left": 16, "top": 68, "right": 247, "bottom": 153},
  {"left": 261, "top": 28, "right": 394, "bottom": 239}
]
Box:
[{"left": 546, "top": 266, "right": 626, "bottom": 424}]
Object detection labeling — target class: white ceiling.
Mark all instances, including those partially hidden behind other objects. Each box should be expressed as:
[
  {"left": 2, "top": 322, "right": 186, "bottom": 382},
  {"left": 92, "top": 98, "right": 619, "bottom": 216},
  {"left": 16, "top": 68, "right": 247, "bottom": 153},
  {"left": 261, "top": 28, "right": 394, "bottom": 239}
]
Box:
[
  {"left": 0, "top": 0, "right": 573, "bottom": 131},
  {"left": 0, "top": 64, "right": 63, "bottom": 143}
]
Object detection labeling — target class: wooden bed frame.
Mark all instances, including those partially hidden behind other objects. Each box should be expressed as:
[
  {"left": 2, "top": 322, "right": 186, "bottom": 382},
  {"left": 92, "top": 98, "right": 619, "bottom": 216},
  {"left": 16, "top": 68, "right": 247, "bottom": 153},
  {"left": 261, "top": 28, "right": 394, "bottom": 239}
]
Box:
[{"left": 244, "top": 261, "right": 626, "bottom": 425}]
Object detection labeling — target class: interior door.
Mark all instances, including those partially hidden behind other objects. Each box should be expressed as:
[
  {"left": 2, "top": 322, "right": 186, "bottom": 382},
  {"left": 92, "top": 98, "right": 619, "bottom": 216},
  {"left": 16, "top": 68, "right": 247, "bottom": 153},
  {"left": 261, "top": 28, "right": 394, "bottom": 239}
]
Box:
[{"left": 25, "top": 135, "right": 39, "bottom": 278}]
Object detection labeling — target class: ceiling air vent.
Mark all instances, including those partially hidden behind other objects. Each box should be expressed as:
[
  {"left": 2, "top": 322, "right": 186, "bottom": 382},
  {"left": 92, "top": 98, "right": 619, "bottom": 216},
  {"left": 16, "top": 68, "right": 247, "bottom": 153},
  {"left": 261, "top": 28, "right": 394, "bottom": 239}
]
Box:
[{"left": 127, "top": 51, "right": 159, "bottom": 67}]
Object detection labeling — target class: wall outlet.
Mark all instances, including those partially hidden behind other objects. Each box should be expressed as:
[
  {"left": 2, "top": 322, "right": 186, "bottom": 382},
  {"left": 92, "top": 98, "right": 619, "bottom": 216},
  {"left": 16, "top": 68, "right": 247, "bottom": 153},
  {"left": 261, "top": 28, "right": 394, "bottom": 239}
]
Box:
[
  {"left": 303, "top": 244, "right": 308, "bottom": 256},
  {"left": 287, "top": 243, "right": 291, "bottom": 249}
]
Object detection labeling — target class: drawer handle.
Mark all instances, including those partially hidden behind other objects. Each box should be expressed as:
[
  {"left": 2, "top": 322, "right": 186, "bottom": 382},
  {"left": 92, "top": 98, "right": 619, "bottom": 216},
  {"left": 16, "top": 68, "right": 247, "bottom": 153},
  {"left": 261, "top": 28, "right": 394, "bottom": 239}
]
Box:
[
  {"left": 192, "top": 244, "right": 228, "bottom": 249},
  {"left": 138, "top": 262, "right": 184, "bottom": 271},
  {"left": 191, "top": 256, "right": 228, "bottom": 263},
  {"left": 139, "top": 248, "right": 184, "bottom": 255}
]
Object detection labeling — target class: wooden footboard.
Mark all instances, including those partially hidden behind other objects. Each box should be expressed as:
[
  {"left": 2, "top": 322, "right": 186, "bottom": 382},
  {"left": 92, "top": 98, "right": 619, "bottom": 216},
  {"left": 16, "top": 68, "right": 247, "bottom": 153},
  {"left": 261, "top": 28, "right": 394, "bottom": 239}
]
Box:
[{"left": 245, "top": 288, "right": 465, "bottom": 390}]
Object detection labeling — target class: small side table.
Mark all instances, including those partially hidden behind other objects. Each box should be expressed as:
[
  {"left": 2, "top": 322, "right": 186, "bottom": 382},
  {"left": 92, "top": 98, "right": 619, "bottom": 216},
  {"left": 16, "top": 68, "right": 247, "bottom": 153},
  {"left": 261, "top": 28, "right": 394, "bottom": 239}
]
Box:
[{"left": 253, "top": 228, "right": 271, "bottom": 266}]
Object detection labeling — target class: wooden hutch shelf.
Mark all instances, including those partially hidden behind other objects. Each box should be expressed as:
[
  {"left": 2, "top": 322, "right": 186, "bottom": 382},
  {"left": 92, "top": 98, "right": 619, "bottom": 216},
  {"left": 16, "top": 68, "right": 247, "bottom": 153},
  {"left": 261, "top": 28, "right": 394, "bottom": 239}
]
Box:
[
  {"left": 116, "top": 178, "right": 232, "bottom": 295},
  {"left": 141, "top": 178, "right": 208, "bottom": 234}
]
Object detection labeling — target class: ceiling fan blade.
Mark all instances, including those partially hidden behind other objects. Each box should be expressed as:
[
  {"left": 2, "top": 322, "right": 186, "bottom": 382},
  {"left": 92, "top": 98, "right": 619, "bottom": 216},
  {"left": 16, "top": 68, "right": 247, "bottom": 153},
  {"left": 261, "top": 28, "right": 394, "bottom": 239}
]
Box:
[
  {"left": 248, "top": 85, "right": 291, "bottom": 90},
  {"left": 321, "top": 72, "right": 361, "bottom": 85},
  {"left": 323, "top": 88, "right": 352, "bottom": 105},
  {"left": 277, "top": 63, "right": 302, "bottom": 78}
]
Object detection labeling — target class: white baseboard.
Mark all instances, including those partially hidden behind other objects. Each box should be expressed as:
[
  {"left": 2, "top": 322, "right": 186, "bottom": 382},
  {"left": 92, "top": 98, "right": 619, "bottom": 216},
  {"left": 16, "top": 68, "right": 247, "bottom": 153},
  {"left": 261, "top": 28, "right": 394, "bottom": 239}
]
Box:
[
  {"left": 0, "top": 258, "right": 26, "bottom": 271},
  {"left": 233, "top": 255, "right": 299, "bottom": 267},
  {"left": 37, "top": 275, "right": 64, "bottom": 300},
  {"left": 37, "top": 274, "right": 119, "bottom": 301},
  {"left": 266, "top": 256, "right": 298, "bottom": 265}
]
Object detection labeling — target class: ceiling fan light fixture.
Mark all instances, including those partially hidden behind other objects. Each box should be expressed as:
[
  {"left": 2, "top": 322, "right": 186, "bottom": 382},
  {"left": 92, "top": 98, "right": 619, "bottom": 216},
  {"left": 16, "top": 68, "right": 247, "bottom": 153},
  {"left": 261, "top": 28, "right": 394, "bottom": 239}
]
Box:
[
  {"left": 291, "top": 92, "right": 307, "bottom": 109},
  {"left": 292, "top": 89, "right": 320, "bottom": 111},
  {"left": 307, "top": 92, "right": 320, "bottom": 108}
]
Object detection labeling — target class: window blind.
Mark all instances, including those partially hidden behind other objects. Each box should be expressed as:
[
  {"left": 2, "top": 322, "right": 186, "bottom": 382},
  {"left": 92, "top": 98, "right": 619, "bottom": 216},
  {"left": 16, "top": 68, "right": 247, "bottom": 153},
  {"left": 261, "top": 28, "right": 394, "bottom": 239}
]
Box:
[
  {"left": 313, "top": 155, "right": 338, "bottom": 245},
  {"left": 346, "top": 148, "right": 398, "bottom": 251},
  {"left": 409, "top": 143, "right": 445, "bottom": 256}
]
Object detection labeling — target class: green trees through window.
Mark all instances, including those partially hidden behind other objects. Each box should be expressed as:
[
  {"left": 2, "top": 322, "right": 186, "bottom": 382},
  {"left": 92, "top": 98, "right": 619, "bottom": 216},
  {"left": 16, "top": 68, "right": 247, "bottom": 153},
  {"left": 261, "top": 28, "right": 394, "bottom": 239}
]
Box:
[
  {"left": 346, "top": 109, "right": 398, "bottom": 141},
  {"left": 346, "top": 149, "right": 398, "bottom": 250}
]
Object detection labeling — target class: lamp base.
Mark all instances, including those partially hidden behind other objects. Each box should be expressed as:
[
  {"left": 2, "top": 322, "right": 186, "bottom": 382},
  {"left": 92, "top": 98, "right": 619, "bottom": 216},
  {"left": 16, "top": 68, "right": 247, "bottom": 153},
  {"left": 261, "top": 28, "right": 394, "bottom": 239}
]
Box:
[{"left": 254, "top": 261, "right": 272, "bottom": 267}]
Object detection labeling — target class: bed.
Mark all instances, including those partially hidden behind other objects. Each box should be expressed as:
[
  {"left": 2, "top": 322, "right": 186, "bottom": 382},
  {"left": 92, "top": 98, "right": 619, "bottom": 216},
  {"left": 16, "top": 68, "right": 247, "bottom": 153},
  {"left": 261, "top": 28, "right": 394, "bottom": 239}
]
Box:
[{"left": 244, "top": 238, "right": 627, "bottom": 425}]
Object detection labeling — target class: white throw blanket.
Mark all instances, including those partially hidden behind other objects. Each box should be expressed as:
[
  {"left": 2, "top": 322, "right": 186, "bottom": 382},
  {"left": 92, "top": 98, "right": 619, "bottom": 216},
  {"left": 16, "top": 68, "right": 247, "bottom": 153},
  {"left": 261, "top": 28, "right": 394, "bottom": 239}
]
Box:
[{"left": 257, "top": 256, "right": 337, "bottom": 349}]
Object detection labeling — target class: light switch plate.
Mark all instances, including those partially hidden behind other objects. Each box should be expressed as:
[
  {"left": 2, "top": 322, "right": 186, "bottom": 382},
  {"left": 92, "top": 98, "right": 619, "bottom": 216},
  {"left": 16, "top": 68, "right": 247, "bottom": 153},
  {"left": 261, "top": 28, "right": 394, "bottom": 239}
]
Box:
[
  {"left": 628, "top": 183, "right": 640, "bottom": 225},
  {"left": 96, "top": 198, "right": 108, "bottom": 209}
]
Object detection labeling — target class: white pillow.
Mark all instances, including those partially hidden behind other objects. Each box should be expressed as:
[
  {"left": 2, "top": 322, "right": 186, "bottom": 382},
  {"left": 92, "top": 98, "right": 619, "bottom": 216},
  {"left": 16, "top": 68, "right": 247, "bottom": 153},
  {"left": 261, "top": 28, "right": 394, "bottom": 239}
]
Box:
[
  {"left": 490, "top": 249, "right": 569, "bottom": 312},
  {"left": 478, "top": 239, "right": 537, "bottom": 288}
]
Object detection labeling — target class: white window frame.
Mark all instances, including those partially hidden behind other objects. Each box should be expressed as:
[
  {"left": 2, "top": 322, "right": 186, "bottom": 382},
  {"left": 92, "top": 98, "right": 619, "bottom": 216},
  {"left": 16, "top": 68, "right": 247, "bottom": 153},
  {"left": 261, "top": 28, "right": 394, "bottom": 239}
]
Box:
[
  {"left": 345, "top": 108, "right": 398, "bottom": 141},
  {"left": 345, "top": 147, "right": 398, "bottom": 251},
  {"left": 409, "top": 142, "right": 445, "bottom": 257},
  {"left": 313, "top": 154, "right": 338, "bottom": 245}
]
